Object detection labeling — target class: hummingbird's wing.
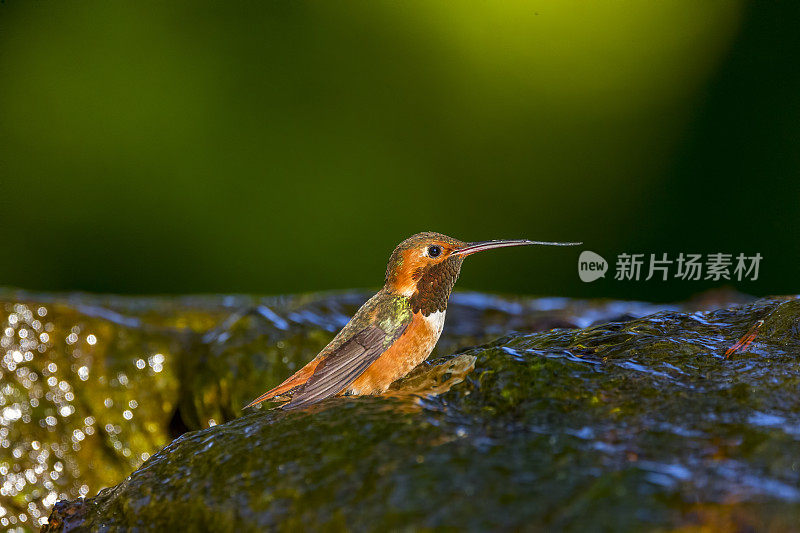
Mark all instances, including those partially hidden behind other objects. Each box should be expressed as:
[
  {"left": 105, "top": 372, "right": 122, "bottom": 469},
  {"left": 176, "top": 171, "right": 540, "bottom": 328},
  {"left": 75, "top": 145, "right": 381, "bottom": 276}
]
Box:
[{"left": 280, "top": 323, "right": 408, "bottom": 410}]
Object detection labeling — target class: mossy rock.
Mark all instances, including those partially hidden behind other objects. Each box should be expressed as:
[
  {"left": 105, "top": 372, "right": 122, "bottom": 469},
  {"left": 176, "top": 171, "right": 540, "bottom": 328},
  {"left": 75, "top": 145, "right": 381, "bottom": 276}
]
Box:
[{"left": 29, "top": 294, "right": 800, "bottom": 531}]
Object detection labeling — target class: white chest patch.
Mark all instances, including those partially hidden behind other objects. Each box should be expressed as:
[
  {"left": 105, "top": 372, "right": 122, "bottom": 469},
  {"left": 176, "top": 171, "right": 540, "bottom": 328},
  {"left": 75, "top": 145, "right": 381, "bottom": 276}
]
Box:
[
  {"left": 425, "top": 310, "right": 446, "bottom": 336},
  {"left": 421, "top": 310, "right": 446, "bottom": 354}
]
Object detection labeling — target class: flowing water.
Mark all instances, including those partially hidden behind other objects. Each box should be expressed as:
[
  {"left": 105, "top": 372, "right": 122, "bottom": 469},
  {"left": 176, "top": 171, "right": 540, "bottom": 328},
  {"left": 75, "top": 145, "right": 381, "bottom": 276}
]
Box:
[{"left": 1, "top": 289, "right": 798, "bottom": 531}]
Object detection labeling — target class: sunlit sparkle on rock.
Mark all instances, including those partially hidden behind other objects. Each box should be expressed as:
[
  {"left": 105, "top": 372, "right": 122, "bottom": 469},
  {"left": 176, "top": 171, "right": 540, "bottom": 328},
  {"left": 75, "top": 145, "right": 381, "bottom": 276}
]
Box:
[
  {"left": 2, "top": 406, "right": 22, "bottom": 422},
  {"left": 0, "top": 297, "right": 176, "bottom": 526}
]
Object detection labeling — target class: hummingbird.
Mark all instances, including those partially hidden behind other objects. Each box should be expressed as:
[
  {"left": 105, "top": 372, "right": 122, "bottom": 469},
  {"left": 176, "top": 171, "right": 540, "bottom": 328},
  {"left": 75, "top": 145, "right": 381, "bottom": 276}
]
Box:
[{"left": 245, "top": 232, "right": 580, "bottom": 411}]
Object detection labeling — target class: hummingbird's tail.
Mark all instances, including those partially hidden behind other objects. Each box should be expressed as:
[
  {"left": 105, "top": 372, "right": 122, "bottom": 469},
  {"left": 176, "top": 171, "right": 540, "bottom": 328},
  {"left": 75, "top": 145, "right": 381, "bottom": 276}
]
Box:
[
  {"left": 243, "top": 388, "right": 284, "bottom": 409},
  {"left": 243, "top": 359, "right": 321, "bottom": 409}
]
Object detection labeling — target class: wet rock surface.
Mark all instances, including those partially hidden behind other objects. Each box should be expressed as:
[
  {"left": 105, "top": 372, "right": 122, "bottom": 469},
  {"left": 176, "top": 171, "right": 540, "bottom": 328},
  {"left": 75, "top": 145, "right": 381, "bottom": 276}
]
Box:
[{"left": 1, "top": 289, "right": 798, "bottom": 530}]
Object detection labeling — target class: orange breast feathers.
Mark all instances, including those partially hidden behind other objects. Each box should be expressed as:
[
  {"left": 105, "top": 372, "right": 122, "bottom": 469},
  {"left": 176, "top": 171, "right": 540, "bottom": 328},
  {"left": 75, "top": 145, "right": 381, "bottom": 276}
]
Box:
[{"left": 348, "top": 310, "right": 446, "bottom": 395}]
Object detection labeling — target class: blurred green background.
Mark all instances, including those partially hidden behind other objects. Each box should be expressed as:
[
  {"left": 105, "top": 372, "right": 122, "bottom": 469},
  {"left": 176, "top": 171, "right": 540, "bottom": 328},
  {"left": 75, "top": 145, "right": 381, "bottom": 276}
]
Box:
[{"left": 1, "top": 1, "right": 798, "bottom": 301}]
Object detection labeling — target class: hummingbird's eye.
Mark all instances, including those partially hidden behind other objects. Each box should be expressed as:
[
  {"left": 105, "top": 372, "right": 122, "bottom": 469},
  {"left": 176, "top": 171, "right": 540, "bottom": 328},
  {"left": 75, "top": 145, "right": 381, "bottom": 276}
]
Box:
[{"left": 427, "top": 245, "right": 442, "bottom": 258}]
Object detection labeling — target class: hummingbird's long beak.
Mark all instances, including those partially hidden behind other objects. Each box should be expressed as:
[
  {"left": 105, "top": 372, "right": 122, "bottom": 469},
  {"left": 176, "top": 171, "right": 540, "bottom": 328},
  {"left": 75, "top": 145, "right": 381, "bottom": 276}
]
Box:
[{"left": 453, "top": 239, "right": 582, "bottom": 257}]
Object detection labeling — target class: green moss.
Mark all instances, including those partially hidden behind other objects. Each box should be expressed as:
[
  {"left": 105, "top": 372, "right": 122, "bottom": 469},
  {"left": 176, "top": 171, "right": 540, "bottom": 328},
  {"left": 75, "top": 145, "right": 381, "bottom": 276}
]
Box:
[
  {"left": 29, "top": 293, "right": 800, "bottom": 531},
  {"left": 3, "top": 290, "right": 799, "bottom": 530}
]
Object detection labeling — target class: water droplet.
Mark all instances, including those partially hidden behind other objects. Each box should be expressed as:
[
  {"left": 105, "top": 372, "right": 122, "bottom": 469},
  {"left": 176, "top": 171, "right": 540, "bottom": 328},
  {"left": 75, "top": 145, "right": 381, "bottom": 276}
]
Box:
[{"left": 2, "top": 406, "right": 22, "bottom": 422}]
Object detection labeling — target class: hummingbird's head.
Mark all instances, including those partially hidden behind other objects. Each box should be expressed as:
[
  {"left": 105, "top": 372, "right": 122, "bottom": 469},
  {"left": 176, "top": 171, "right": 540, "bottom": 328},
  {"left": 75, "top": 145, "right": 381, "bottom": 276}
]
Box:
[
  {"left": 384, "top": 232, "right": 581, "bottom": 316},
  {"left": 385, "top": 232, "right": 466, "bottom": 315}
]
